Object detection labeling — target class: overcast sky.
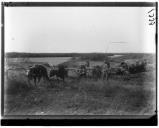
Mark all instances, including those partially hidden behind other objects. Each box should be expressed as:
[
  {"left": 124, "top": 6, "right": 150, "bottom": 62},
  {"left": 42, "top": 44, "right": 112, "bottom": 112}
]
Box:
[{"left": 5, "top": 7, "right": 156, "bottom": 53}]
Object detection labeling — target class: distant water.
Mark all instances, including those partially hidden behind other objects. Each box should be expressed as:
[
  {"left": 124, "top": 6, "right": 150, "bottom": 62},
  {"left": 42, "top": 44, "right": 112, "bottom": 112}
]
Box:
[
  {"left": 109, "top": 55, "right": 123, "bottom": 58},
  {"left": 7, "top": 57, "right": 72, "bottom": 66}
]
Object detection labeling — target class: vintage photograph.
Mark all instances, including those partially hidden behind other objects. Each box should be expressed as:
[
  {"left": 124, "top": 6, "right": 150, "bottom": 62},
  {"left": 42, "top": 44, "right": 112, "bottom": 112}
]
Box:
[{"left": 3, "top": 3, "right": 156, "bottom": 118}]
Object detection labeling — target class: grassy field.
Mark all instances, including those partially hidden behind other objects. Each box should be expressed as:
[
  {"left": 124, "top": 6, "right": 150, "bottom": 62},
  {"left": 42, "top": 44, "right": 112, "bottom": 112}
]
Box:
[{"left": 4, "top": 53, "right": 156, "bottom": 115}]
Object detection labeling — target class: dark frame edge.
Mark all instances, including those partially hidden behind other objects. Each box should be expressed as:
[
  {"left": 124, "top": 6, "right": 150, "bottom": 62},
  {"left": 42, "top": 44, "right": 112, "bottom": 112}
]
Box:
[
  {"left": 155, "top": 2, "right": 158, "bottom": 125},
  {"left": 2, "top": 2, "right": 156, "bottom": 7},
  {"left": 1, "top": 114, "right": 158, "bottom": 126},
  {"left": 1, "top": 2, "right": 5, "bottom": 118}
]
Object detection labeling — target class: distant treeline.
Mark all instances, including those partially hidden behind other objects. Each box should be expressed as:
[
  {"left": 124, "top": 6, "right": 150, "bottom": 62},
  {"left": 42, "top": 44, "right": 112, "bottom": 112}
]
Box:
[
  {"left": 6, "top": 52, "right": 114, "bottom": 58},
  {"left": 5, "top": 52, "right": 155, "bottom": 62},
  {"left": 6, "top": 52, "right": 80, "bottom": 58}
]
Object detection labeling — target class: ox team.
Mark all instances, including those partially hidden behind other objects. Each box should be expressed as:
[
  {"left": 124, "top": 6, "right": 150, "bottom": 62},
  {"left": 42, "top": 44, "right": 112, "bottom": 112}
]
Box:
[
  {"left": 27, "top": 60, "right": 111, "bottom": 86},
  {"left": 27, "top": 59, "right": 147, "bottom": 87}
]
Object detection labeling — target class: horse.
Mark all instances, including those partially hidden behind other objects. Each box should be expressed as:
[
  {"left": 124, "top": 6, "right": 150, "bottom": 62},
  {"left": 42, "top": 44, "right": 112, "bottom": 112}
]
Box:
[{"left": 27, "top": 64, "right": 49, "bottom": 87}]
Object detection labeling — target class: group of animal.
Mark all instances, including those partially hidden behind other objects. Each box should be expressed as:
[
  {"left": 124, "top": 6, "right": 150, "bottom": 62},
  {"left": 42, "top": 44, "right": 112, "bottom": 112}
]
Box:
[
  {"left": 26, "top": 60, "right": 147, "bottom": 87},
  {"left": 26, "top": 62, "right": 111, "bottom": 87},
  {"left": 27, "top": 64, "right": 67, "bottom": 87}
]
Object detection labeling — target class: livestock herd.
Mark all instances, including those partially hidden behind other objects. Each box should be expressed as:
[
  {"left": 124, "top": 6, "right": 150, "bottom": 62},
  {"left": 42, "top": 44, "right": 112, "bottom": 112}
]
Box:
[{"left": 26, "top": 59, "right": 148, "bottom": 87}]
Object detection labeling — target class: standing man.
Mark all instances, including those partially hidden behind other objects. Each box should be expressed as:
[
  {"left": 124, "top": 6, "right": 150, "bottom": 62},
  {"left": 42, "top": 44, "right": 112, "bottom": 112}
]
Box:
[
  {"left": 85, "top": 60, "right": 91, "bottom": 78},
  {"left": 86, "top": 60, "right": 90, "bottom": 67},
  {"left": 102, "top": 60, "right": 111, "bottom": 80}
]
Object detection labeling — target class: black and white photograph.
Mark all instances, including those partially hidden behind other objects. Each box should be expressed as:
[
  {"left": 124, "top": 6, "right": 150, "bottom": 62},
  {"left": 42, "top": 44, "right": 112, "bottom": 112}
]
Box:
[{"left": 1, "top": 2, "right": 157, "bottom": 125}]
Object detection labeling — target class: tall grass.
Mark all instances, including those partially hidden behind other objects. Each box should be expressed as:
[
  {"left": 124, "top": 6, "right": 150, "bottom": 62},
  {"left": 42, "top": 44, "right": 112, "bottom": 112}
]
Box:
[{"left": 4, "top": 70, "right": 155, "bottom": 115}]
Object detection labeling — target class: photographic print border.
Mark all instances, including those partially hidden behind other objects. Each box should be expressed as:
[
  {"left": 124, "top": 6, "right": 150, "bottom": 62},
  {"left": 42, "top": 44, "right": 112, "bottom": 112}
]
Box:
[{"left": 1, "top": 2, "right": 158, "bottom": 126}]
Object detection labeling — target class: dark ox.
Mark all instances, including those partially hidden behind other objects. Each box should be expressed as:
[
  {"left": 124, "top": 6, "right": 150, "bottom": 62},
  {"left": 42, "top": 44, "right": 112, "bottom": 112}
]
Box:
[
  {"left": 92, "top": 65, "right": 102, "bottom": 80},
  {"left": 27, "top": 64, "right": 49, "bottom": 87},
  {"left": 49, "top": 65, "right": 68, "bottom": 81}
]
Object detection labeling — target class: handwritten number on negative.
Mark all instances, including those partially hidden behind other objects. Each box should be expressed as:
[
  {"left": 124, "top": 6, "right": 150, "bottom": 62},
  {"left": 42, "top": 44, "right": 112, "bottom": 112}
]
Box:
[{"left": 148, "top": 9, "right": 155, "bottom": 25}]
